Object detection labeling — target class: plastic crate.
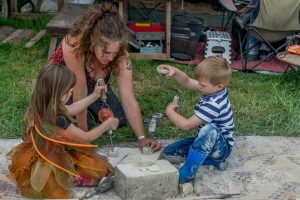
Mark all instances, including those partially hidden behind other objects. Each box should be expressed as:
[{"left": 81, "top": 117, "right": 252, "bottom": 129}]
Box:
[
  {"left": 127, "top": 22, "right": 164, "bottom": 32},
  {"left": 140, "top": 45, "right": 162, "bottom": 54}
]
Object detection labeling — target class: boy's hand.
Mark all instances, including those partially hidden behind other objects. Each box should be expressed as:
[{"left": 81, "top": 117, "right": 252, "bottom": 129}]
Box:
[
  {"left": 166, "top": 103, "right": 179, "bottom": 111},
  {"left": 166, "top": 103, "right": 179, "bottom": 115},
  {"left": 157, "top": 65, "right": 176, "bottom": 77}
]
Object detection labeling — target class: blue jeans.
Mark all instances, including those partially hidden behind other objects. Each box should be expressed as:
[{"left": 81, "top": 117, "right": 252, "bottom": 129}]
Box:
[
  {"left": 161, "top": 124, "right": 232, "bottom": 164},
  {"left": 247, "top": 34, "right": 259, "bottom": 56}
]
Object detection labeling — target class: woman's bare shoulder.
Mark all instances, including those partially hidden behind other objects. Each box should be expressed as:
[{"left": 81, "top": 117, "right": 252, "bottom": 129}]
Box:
[
  {"left": 62, "top": 36, "right": 77, "bottom": 51},
  {"left": 62, "top": 36, "right": 85, "bottom": 72}
]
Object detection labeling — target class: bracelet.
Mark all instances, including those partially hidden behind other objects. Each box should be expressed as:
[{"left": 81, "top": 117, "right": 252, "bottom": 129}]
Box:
[{"left": 138, "top": 135, "right": 145, "bottom": 140}]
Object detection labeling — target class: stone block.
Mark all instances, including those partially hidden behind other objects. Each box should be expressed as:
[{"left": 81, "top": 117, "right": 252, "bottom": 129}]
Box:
[{"left": 115, "top": 159, "right": 178, "bottom": 200}]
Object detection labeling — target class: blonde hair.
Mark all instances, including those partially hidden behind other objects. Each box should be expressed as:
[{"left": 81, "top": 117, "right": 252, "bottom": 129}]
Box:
[
  {"left": 67, "top": 2, "right": 128, "bottom": 75},
  {"left": 23, "top": 64, "right": 76, "bottom": 138},
  {"left": 195, "top": 56, "right": 231, "bottom": 86}
]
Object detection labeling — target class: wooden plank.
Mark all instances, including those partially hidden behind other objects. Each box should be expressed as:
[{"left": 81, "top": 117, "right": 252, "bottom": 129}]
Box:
[
  {"left": 35, "top": 0, "right": 43, "bottom": 12},
  {"left": 48, "top": 36, "right": 58, "bottom": 59},
  {"left": 25, "top": 30, "right": 46, "bottom": 48},
  {"left": 46, "top": 4, "right": 90, "bottom": 36},
  {"left": 10, "top": 0, "right": 18, "bottom": 14},
  {"left": 58, "top": 0, "right": 64, "bottom": 11},
  {"left": 0, "top": 26, "right": 15, "bottom": 41},
  {"left": 2, "top": 29, "right": 23, "bottom": 43},
  {"left": 165, "top": 0, "right": 171, "bottom": 60},
  {"left": 1, "top": 0, "right": 9, "bottom": 17},
  {"left": 119, "top": 0, "right": 124, "bottom": 20},
  {"left": 130, "top": 53, "right": 168, "bottom": 60},
  {"left": 2, "top": 29, "right": 33, "bottom": 43},
  {"left": 11, "top": 12, "right": 54, "bottom": 20},
  {"left": 119, "top": 0, "right": 131, "bottom": 22},
  {"left": 123, "top": 0, "right": 128, "bottom": 23}
]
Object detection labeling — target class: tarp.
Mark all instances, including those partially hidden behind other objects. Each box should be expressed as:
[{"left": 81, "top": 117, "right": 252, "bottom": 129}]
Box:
[{"left": 250, "top": 0, "right": 300, "bottom": 42}]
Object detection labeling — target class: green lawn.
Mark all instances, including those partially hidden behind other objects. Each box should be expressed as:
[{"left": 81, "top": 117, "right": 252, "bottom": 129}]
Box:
[{"left": 0, "top": 17, "right": 299, "bottom": 146}]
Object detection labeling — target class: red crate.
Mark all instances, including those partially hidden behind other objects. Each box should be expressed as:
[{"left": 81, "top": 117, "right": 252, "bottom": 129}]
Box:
[{"left": 127, "top": 22, "right": 164, "bottom": 32}]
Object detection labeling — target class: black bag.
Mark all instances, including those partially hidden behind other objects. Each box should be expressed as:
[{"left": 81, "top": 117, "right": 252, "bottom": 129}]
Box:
[{"left": 171, "top": 14, "right": 204, "bottom": 61}]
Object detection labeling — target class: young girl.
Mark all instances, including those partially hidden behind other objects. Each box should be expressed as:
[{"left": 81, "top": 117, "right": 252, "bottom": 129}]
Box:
[{"left": 7, "top": 63, "right": 119, "bottom": 199}]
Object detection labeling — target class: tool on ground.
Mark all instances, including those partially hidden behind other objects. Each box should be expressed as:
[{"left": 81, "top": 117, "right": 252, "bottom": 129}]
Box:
[
  {"left": 82, "top": 154, "right": 129, "bottom": 199},
  {"left": 165, "top": 192, "right": 241, "bottom": 200},
  {"left": 142, "top": 112, "right": 164, "bottom": 155},
  {"left": 148, "top": 112, "right": 164, "bottom": 137},
  {"left": 97, "top": 79, "right": 114, "bottom": 152}
]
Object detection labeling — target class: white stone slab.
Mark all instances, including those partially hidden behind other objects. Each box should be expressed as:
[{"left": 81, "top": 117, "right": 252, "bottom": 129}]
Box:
[{"left": 115, "top": 159, "right": 178, "bottom": 200}]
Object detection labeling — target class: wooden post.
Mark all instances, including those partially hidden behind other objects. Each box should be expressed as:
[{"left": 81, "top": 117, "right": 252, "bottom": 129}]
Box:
[
  {"left": 165, "top": 0, "right": 171, "bottom": 60},
  {"left": 35, "top": 0, "right": 43, "bottom": 12},
  {"left": 48, "top": 36, "right": 58, "bottom": 59},
  {"left": 10, "top": 0, "right": 18, "bottom": 14},
  {"left": 119, "top": 0, "right": 124, "bottom": 19},
  {"left": 123, "top": 0, "right": 128, "bottom": 24},
  {"left": 58, "top": 0, "right": 64, "bottom": 11},
  {"left": 25, "top": 30, "right": 46, "bottom": 48},
  {"left": 1, "top": 0, "right": 9, "bottom": 17},
  {"left": 119, "top": 0, "right": 128, "bottom": 23}
]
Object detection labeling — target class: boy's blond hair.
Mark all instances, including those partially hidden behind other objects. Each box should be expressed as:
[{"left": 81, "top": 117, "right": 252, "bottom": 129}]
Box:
[{"left": 195, "top": 56, "right": 231, "bottom": 86}]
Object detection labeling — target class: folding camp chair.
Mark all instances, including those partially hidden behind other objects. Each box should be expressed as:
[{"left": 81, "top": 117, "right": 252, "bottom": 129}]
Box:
[
  {"left": 218, "top": 0, "right": 250, "bottom": 30},
  {"left": 128, "top": 0, "right": 164, "bottom": 22},
  {"left": 236, "top": 0, "right": 300, "bottom": 71}
]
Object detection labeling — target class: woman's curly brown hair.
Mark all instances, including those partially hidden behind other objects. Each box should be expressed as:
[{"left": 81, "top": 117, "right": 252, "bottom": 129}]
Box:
[{"left": 66, "top": 2, "right": 128, "bottom": 75}]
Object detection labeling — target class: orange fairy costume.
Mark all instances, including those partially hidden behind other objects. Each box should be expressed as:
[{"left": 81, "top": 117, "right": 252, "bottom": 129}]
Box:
[{"left": 7, "top": 117, "right": 111, "bottom": 199}]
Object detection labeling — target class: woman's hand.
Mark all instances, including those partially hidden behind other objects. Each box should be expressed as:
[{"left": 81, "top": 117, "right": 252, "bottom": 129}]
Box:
[{"left": 138, "top": 138, "right": 161, "bottom": 153}]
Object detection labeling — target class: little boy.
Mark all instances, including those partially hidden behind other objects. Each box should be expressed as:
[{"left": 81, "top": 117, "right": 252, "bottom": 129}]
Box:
[{"left": 157, "top": 56, "right": 234, "bottom": 183}]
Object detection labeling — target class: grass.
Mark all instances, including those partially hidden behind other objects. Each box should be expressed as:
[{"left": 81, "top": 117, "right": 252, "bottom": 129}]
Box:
[
  {"left": 0, "top": 17, "right": 299, "bottom": 147},
  {"left": 0, "top": 14, "right": 52, "bottom": 30}
]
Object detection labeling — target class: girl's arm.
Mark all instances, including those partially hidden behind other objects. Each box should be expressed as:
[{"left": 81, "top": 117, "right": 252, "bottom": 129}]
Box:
[
  {"left": 66, "top": 83, "right": 106, "bottom": 116},
  {"left": 157, "top": 64, "right": 199, "bottom": 91},
  {"left": 66, "top": 117, "right": 119, "bottom": 143},
  {"left": 165, "top": 103, "right": 204, "bottom": 130},
  {"left": 62, "top": 38, "right": 89, "bottom": 131}
]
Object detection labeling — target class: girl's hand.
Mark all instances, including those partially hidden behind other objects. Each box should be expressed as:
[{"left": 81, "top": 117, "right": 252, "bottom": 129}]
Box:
[
  {"left": 157, "top": 65, "right": 176, "bottom": 77},
  {"left": 105, "top": 117, "right": 119, "bottom": 130},
  {"left": 94, "top": 80, "right": 107, "bottom": 98}
]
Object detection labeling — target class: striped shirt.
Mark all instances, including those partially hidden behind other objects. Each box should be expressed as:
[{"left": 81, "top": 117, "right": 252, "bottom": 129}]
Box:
[{"left": 194, "top": 88, "right": 234, "bottom": 145}]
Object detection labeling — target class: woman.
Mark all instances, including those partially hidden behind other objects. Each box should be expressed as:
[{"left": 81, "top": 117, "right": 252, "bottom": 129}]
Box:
[{"left": 49, "top": 2, "right": 160, "bottom": 152}]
